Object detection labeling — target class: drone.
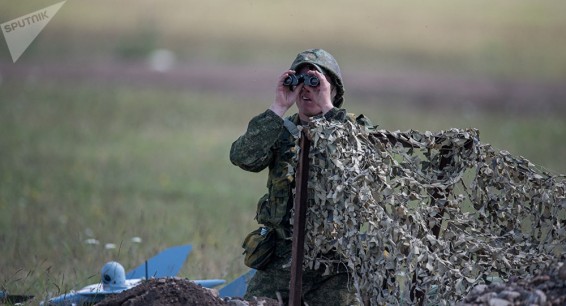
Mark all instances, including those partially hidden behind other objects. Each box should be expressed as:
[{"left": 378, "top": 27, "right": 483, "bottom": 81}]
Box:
[{"left": 40, "top": 244, "right": 227, "bottom": 305}]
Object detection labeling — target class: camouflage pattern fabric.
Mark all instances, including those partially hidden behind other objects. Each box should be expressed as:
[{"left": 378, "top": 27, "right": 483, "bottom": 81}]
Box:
[
  {"left": 230, "top": 109, "right": 297, "bottom": 240},
  {"left": 230, "top": 108, "right": 361, "bottom": 237},
  {"left": 230, "top": 108, "right": 374, "bottom": 304},
  {"left": 300, "top": 118, "right": 566, "bottom": 304},
  {"left": 230, "top": 108, "right": 374, "bottom": 239}
]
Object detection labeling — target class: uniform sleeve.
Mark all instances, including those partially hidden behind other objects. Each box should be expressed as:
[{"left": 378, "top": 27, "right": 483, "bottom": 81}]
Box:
[{"left": 230, "top": 109, "right": 285, "bottom": 172}]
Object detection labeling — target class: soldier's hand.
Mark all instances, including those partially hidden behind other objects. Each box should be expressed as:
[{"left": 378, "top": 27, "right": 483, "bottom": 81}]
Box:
[
  {"left": 305, "top": 69, "right": 334, "bottom": 115},
  {"left": 270, "top": 70, "right": 303, "bottom": 117}
]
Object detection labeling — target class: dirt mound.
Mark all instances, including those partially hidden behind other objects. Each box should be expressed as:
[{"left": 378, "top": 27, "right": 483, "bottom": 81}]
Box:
[{"left": 95, "top": 277, "right": 279, "bottom": 306}]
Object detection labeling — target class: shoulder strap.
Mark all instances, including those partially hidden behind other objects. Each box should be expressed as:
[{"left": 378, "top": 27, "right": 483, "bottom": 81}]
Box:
[{"left": 283, "top": 118, "right": 300, "bottom": 138}]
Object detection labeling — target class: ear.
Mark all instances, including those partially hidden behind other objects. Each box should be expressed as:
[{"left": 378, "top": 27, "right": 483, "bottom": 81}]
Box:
[{"left": 331, "top": 86, "right": 337, "bottom": 100}]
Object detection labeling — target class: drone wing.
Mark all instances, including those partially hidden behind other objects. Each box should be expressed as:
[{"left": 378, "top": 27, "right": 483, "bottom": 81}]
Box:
[
  {"left": 126, "top": 244, "right": 192, "bottom": 279},
  {"left": 219, "top": 269, "right": 256, "bottom": 298}
]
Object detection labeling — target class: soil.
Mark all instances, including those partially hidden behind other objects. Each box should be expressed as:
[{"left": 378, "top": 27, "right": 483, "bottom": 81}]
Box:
[{"left": 95, "top": 277, "right": 279, "bottom": 306}]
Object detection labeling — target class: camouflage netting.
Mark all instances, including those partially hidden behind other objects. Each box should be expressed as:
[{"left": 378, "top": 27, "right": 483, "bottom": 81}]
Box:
[{"left": 292, "top": 118, "right": 566, "bottom": 305}]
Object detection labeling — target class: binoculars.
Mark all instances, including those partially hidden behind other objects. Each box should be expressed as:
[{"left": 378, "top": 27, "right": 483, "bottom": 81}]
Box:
[{"left": 283, "top": 74, "right": 320, "bottom": 89}]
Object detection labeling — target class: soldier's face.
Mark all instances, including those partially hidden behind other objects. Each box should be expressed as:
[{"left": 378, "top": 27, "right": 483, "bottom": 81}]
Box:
[{"left": 295, "top": 65, "right": 332, "bottom": 120}]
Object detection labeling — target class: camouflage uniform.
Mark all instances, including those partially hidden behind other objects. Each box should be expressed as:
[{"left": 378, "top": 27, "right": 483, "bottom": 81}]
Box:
[{"left": 230, "top": 49, "right": 371, "bottom": 306}]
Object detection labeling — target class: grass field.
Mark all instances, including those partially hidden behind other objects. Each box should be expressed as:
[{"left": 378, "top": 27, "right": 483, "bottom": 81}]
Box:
[
  {"left": 1, "top": 0, "right": 565, "bottom": 302},
  {"left": 0, "top": 83, "right": 267, "bottom": 297}
]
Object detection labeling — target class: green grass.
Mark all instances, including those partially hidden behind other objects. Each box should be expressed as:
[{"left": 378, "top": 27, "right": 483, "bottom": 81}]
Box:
[{"left": 0, "top": 83, "right": 267, "bottom": 299}]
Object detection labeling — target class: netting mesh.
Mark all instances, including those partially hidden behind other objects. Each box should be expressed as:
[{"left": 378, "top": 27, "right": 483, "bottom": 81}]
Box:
[{"left": 294, "top": 118, "right": 566, "bottom": 305}]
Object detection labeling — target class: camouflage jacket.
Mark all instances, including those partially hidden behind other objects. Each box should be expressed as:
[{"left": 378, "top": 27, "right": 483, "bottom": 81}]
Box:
[{"left": 230, "top": 108, "right": 374, "bottom": 242}]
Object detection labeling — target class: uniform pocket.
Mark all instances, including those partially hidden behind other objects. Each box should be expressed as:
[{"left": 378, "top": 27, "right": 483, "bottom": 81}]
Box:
[
  {"left": 242, "top": 227, "right": 275, "bottom": 270},
  {"left": 269, "top": 180, "right": 291, "bottom": 225},
  {"left": 255, "top": 194, "right": 270, "bottom": 224}
]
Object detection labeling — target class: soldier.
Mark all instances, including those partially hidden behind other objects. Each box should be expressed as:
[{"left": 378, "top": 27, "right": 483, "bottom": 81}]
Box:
[{"left": 230, "top": 49, "right": 371, "bottom": 305}]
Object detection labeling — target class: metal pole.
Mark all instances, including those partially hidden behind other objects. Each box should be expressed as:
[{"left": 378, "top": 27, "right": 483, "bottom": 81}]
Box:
[{"left": 289, "top": 131, "right": 311, "bottom": 306}]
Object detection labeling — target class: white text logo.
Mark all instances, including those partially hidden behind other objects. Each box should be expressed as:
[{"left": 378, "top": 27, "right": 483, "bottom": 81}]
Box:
[{"left": 1, "top": 1, "right": 66, "bottom": 62}]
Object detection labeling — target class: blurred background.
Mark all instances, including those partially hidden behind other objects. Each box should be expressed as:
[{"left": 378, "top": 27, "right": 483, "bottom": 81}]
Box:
[{"left": 1, "top": 0, "right": 565, "bottom": 301}]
